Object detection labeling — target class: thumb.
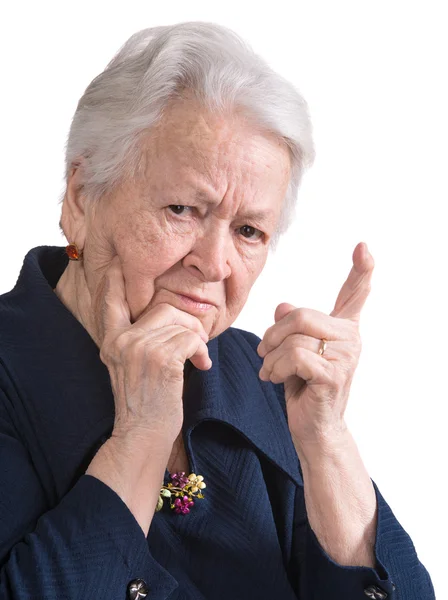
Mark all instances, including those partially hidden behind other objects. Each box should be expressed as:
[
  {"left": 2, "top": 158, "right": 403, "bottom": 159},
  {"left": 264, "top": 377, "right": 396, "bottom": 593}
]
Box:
[{"left": 97, "top": 255, "right": 131, "bottom": 344}]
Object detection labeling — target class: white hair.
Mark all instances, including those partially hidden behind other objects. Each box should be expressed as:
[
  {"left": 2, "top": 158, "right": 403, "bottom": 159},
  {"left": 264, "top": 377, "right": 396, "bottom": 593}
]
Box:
[{"left": 59, "top": 21, "right": 315, "bottom": 252}]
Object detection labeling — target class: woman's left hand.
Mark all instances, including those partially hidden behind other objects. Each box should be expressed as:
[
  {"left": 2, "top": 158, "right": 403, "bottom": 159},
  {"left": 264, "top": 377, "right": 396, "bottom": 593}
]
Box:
[{"left": 257, "top": 242, "right": 375, "bottom": 449}]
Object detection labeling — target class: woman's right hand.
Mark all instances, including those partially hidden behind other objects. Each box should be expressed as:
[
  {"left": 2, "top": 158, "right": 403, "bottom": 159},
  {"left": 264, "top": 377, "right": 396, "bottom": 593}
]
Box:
[{"left": 96, "top": 255, "right": 212, "bottom": 445}]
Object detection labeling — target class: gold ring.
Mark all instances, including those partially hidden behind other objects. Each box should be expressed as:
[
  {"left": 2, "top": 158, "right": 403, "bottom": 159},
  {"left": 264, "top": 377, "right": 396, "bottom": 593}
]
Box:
[{"left": 318, "top": 338, "right": 327, "bottom": 356}]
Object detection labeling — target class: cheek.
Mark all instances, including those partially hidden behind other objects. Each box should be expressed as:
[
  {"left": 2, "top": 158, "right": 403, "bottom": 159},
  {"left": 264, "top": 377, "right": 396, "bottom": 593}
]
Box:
[
  {"left": 116, "top": 221, "right": 192, "bottom": 309},
  {"left": 227, "top": 269, "right": 256, "bottom": 312},
  {"left": 117, "top": 211, "right": 190, "bottom": 266},
  {"left": 227, "top": 261, "right": 263, "bottom": 306},
  {"left": 121, "top": 243, "right": 183, "bottom": 289}
]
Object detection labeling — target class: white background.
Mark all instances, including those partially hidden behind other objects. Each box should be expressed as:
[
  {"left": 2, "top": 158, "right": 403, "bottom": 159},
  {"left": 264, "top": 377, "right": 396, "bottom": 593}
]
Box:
[{"left": 0, "top": 1, "right": 446, "bottom": 596}]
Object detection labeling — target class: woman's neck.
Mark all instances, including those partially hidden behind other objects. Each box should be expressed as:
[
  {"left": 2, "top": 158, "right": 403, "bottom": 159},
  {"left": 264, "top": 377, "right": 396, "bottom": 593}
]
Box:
[{"left": 54, "top": 261, "right": 101, "bottom": 348}]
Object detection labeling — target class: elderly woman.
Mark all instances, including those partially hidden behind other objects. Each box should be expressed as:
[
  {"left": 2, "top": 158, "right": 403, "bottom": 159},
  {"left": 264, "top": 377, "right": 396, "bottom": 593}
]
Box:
[{"left": 0, "top": 21, "right": 435, "bottom": 600}]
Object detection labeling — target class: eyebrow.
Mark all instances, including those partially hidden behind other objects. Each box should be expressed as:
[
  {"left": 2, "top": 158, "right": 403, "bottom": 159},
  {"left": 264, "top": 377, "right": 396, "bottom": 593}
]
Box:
[{"left": 192, "top": 189, "right": 276, "bottom": 224}]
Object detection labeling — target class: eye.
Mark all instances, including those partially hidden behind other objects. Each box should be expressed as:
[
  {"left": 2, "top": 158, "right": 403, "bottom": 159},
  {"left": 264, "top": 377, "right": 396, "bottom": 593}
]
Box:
[
  {"left": 168, "top": 205, "right": 193, "bottom": 216},
  {"left": 238, "top": 225, "right": 264, "bottom": 242},
  {"left": 168, "top": 205, "right": 264, "bottom": 242}
]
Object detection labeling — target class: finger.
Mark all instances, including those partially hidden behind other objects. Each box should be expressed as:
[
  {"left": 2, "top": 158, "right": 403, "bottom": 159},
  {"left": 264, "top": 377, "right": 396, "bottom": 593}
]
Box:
[
  {"left": 169, "top": 330, "right": 212, "bottom": 371},
  {"left": 331, "top": 242, "right": 375, "bottom": 321},
  {"left": 260, "top": 345, "right": 332, "bottom": 386},
  {"left": 97, "top": 255, "right": 131, "bottom": 342},
  {"left": 259, "top": 333, "right": 339, "bottom": 376},
  {"left": 136, "top": 302, "right": 209, "bottom": 344},
  {"left": 257, "top": 308, "right": 351, "bottom": 358}
]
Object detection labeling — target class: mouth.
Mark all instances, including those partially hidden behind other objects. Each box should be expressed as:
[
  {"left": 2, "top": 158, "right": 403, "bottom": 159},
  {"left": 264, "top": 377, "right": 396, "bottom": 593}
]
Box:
[{"left": 174, "top": 293, "right": 215, "bottom": 311}]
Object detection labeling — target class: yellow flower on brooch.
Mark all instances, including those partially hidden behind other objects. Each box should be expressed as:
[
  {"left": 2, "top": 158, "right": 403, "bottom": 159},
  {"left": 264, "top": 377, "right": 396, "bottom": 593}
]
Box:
[{"left": 187, "top": 473, "right": 207, "bottom": 494}]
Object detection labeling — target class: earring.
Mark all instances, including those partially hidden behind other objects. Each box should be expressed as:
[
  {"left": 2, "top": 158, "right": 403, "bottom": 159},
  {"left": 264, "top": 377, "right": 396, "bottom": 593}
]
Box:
[{"left": 65, "top": 243, "right": 83, "bottom": 261}]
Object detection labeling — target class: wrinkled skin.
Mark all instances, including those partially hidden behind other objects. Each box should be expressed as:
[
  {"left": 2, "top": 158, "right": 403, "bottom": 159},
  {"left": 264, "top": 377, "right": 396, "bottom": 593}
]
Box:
[{"left": 56, "top": 94, "right": 291, "bottom": 349}]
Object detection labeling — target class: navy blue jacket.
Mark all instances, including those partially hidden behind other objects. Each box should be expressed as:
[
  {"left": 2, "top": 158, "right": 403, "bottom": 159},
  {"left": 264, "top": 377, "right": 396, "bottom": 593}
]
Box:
[{"left": 0, "top": 246, "right": 435, "bottom": 599}]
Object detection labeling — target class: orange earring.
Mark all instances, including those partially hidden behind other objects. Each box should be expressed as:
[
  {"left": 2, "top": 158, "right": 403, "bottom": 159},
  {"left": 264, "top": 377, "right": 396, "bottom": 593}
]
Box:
[{"left": 65, "top": 243, "right": 83, "bottom": 261}]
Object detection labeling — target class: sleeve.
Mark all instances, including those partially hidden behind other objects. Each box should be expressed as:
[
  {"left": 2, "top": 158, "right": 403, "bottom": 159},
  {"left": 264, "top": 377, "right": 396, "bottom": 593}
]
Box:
[
  {"left": 289, "top": 477, "right": 436, "bottom": 600},
  {"left": 0, "top": 385, "right": 178, "bottom": 600}
]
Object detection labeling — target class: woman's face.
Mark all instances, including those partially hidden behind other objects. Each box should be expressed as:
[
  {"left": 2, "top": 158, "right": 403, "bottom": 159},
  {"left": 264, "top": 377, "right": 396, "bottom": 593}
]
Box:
[{"left": 69, "top": 97, "right": 291, "bottom": 341}]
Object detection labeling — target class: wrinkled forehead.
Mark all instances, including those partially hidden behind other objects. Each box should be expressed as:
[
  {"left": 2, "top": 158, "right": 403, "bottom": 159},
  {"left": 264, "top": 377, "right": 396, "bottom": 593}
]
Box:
[{"left": 136, "top": 101, "right": 291, "bottom": 208}]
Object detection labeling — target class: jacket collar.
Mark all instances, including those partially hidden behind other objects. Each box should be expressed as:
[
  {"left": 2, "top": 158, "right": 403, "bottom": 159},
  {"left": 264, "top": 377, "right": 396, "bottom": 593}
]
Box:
[{"left": 1, "top": 246, "right": 303, "bottom": 491}]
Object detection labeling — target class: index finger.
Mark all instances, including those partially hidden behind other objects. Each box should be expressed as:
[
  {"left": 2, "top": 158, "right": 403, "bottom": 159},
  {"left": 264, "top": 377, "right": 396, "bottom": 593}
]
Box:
[{"left": 331, "top": 242, "right": 374, "bottom": 321}]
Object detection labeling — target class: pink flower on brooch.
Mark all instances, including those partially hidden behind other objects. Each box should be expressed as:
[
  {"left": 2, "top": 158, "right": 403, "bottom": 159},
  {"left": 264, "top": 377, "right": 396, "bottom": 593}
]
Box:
[
  {"left": 173, "top": 495, "right": 195, "bottom": 514},
  {"left": 170, "top": 471, "right": 190, "bottom": 488}
]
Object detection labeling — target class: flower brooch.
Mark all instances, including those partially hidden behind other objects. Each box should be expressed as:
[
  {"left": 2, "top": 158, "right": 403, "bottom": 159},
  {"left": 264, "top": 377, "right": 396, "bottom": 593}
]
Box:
[{"left": 156, "top": 471, "right": 207, "bottom": 515}]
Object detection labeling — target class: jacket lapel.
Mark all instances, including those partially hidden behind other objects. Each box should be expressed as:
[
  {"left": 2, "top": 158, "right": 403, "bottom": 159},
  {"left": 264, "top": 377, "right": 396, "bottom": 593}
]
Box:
[{"left": 182, "top": 333, "right": 304, "bottom": 489}]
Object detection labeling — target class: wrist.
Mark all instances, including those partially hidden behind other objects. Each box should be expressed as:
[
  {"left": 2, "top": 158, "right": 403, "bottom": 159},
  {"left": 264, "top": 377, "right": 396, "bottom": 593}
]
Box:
[
  {"left": 86, "top": 433, "right": 172, "bottom": 496},
  {"left": 86, "top": 432, "right": 174, "bottom": 535},
  {"left": 109, "top": 425, "right": 178, "bottom": 453},
  {"left": 292, "top": 421, "right": 351, "bottom": 467}
]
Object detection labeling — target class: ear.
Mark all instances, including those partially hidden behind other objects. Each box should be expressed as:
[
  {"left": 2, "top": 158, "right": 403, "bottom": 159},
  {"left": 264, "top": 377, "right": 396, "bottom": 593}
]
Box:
[{"left": 60, "top": 157, "right": 88, "bottom": 247}]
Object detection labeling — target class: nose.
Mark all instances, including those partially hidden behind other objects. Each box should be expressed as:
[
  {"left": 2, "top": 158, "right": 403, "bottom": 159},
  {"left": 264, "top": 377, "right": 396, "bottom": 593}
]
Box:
[{"left": 182, "top": 226, "right": 232, "bottom": 282}]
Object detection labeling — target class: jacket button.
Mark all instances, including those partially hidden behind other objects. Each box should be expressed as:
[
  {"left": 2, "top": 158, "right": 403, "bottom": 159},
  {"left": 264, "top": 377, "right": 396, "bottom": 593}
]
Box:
[
  {"left": 127, "top": 578, "right": 149, "bottom": 599},
  {"left": 364, "top": 584, "right": 388, "bottom": 599}
]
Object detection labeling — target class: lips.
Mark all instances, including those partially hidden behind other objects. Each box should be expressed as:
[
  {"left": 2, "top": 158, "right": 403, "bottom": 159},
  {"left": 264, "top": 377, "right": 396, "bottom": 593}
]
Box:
[{"left": 174, "top": 291, "right": 216, "bottom": 306}]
